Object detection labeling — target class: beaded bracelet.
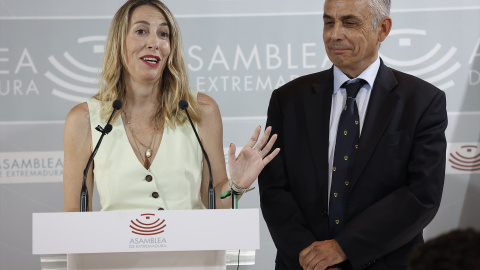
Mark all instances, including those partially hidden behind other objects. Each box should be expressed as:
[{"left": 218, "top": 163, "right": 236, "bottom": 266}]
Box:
[{"left": 228, "top": 178, "right": 255, "bottom": 195}]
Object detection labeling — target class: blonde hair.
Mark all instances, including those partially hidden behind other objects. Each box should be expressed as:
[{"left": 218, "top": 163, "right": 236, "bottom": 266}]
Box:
[{"left": 94, "top": 0, "right": 200, "bottom": 128}]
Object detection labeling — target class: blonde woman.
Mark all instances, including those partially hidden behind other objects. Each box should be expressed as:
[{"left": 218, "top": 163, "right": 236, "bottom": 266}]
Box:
[{"left": 63, "top": 0, "right": 279, "bottom": 212}]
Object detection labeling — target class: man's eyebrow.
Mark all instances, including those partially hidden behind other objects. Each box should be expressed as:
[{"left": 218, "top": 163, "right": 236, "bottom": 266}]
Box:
[
  {"left": 341, "top": 15, "right": 361, "bottom": 20},
  {"left": 323, "top": 14, "right": 361, "bottom": 20}
]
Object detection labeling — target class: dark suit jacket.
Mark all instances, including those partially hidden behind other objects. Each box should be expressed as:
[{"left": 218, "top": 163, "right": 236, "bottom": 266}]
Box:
[{"left": 258, "top": 60, "right": 447, "bottom": 270}]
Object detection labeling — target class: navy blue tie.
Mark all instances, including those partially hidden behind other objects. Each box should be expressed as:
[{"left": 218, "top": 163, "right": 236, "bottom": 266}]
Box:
[{"left": 329, "top": 79, "right": 365, "bottom": 238}]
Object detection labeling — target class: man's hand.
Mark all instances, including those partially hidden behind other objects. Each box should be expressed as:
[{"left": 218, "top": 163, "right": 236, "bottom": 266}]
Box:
[{"left": 299, "top": 239, "right": 347, "bottom": 270}]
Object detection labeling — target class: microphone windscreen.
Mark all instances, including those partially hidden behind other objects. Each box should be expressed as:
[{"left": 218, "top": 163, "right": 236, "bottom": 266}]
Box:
[
  {"left": 104, "top": 124, "right": 113, "bottom": 133},
  {"left": 112, "top": 100, "right": 123, "bottom": 110},
  {"left": 179, "top": 99, "right": 189, "bottom": 110}
]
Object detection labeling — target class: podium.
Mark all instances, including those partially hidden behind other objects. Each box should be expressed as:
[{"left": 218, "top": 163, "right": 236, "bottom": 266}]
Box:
[{"left": 33, "top": 209, "right": 259, "bottom": 270}]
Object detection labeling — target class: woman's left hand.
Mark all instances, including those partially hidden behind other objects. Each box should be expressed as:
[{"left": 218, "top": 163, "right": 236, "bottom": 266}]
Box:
[{"left": 228, "top": 126, "right": 280, "bottom": 188}]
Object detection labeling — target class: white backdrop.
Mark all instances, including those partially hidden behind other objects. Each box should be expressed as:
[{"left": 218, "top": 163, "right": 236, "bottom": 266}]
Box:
[{"left": 1, "top": 0, "right": 479, "bottom": 269}]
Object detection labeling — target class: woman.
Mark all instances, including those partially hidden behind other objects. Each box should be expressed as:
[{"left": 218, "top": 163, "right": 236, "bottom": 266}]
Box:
[{"left": 63, "top": 0, "right": 279, "bottom": 211}]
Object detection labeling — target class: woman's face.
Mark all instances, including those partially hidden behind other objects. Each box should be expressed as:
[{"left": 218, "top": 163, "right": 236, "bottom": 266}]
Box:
[{"left": 124, "top": 5, "right": 171, "bottom": 85}]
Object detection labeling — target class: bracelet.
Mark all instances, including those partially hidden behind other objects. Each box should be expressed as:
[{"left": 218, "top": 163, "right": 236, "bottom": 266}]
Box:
[{"left": 228, "top": 178, "right": 255, "bottom": 195}]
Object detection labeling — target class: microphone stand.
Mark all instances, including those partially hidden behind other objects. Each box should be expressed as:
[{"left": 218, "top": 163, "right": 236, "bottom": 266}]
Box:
[
  {"left": 179, "top": 100, "right": 216, "bottom": 209},
  {"left": 80, "top": 100, "right": 121, "bottom": 212}
]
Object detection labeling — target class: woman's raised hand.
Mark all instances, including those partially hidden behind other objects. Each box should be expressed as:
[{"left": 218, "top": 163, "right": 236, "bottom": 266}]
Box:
[{"left": 227, "top": 126, "right": 280, "bottom": 188}]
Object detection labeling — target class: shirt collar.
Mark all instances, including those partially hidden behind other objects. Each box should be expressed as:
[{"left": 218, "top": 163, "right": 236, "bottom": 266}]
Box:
[{"left": 333, "top": 57, "right": 380, "bottom": 95}]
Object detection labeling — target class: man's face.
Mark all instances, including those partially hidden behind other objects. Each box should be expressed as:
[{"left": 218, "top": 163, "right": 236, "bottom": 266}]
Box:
[{"left": 323, "top": 0, "right": 384, "bottom": 78}]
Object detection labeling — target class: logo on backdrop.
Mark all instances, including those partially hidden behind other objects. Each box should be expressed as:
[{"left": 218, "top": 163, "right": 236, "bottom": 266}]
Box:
[
  {"left": 45, "top": 36, "right": 105, "bottom": 103},
  {"left": 380, "top": 29, "right": 461, "bottom": 91},
  {"left": 448, "top": 144, "right": 480, "bottom": 172},
  {"left": 446, "top": 143, "right": 480, "bottom": 174},
  {"left": 186, "top": 42, "right": 323, "bottom": 93},
  {"left": 129, "top": 213, "right": 167, "bottom": 249},
  {"left": 0, "top": 151, "right": 63, "bottom": 184}
]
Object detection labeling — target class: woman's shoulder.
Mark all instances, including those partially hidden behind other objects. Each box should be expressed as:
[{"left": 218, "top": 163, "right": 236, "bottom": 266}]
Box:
[
  {"left": 196, "top": 93, "right": 220, "bottom": 118},
  {"left": 65, "top": 102, "right": 90, "bottom": 129}
]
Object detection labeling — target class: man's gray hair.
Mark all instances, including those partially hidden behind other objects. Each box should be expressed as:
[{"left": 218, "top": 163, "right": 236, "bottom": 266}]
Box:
[{"left": 369, "top": 0, "right": 391, "bottom": 29}]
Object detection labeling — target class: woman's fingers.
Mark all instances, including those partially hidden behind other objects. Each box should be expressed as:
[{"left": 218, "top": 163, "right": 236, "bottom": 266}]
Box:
[
  {"left": 256, "top": 126, "right": 272, "bottom": 152},
  {"left": 259, "top": 129, "right": 276, "bottom": 157},
  {"left": 238, "top": 125, "right": 280, "bottom": 163},
  {"left": 262, "top": 147, "right": 280, "bottom": 164},
  {"left": 245, "top": 125, "right": 262, "bottom": 149},
  {"left": 228, "top": 142, "right": 236, "bottom": 165}
]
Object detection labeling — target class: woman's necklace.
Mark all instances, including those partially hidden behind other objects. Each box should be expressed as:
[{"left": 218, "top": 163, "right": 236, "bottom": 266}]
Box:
[{"left": 123, "top": 111, "right": 158, "bottom": 168}]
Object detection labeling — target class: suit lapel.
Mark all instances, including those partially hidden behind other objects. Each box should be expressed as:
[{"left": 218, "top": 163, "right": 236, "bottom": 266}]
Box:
[
  {"left": 349, "top": 61, "right": 399, "bottom": 190},
  {"left": 303, "top": 69, "right": 333, "bottom": 199}
]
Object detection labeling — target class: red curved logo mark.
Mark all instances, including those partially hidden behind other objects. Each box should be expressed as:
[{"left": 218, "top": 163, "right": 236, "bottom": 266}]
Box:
[
  {"left": 449, "top": 145, "right": 480, "bottom": 172},
  {"left": 130, "top": 213, "right": 166, "bottom": 236}
]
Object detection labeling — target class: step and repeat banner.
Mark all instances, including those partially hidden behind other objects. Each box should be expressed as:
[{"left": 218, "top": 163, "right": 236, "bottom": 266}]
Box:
[{"left": 1, "top": 0, "right": 479, "bottom": 269}]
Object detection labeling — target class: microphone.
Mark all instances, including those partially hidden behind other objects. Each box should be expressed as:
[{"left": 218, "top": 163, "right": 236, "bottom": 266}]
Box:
[
  {"left": 80, "top": 99, "right": 123, "bottom": 212},
  {"left": 179, "top": 99, "right": 216, "bottom": 209}
]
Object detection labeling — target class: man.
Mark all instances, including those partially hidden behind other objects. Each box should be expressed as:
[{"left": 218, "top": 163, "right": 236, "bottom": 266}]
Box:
[{"left": 258, "top": 0, "right": 447, "bottom": 269}]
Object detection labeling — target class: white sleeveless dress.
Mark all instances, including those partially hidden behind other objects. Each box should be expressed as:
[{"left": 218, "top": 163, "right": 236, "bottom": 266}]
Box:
[{"left": 87, "top": 97, "right": 203, "bottom": 211}]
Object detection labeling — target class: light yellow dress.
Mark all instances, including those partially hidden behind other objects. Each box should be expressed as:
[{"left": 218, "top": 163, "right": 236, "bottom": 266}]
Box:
[{"left": 87, "top": 97, "right": 203, "bottom": 211}]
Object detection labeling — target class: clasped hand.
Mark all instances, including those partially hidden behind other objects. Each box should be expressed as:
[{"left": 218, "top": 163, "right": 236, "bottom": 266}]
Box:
[
  {"left": 299, "top": 240, "right": 347, "bottom": 270},
  {"left": 228, "top": 126, "right": 280, "bottom": 188}
]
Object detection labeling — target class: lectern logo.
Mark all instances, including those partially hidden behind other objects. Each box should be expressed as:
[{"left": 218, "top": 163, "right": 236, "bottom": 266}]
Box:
[
  {"left": 448, "top": 145, "right": 480, "bottom": 172},
  {"left": 130, "top": 213, "right": 167, "bottom": 236}
]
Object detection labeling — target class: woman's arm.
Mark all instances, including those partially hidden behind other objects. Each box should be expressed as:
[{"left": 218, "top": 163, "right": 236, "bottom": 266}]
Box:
[
  {"left": 63, "top": 102, "right": 94, "bottom": 212},
  {"left": 197, "top": 93, "right": 279, "bottom": 209},
  {"left": 196, "top": 94, "right": 230, "bottom": 208}
]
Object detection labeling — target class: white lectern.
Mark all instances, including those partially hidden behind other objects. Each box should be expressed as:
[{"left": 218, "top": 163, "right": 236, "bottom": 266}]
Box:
[{"left": 33, "top": 209, "right": 259, "bottom": 270}]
